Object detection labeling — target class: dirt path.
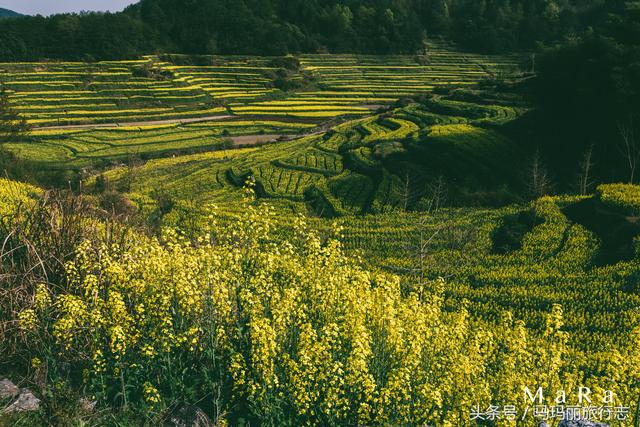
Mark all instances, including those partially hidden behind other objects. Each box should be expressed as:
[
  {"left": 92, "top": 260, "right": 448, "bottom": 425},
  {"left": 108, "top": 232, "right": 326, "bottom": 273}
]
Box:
[
  {"left": 230, "top": 130, "right": 326, "bottom": 146},
  {"left": 362, "top": 104, "right": 387, "bottom": 110},
  {"left": 34, "top": 118, "right": 325, "bottom": 148},
  {"left": 33, "top": 115, "right": 235, "bottom": 130},
  {"left": 230, "top": 134, "right": 283, "bottom": 146}
]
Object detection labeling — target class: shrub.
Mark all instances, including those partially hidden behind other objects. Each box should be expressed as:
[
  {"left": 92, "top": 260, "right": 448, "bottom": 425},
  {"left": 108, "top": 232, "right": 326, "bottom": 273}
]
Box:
[
  {"left": 98, "top": 190, "right": 137, "bottom": 219},
  {"left": 268, "top": 56, "right": 300, "bottom": 71}
]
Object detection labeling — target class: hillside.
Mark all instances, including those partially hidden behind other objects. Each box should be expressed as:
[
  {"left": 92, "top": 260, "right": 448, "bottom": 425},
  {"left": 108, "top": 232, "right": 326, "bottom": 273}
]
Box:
[
  {"left": 88, "top": 94, "right": 526, "bottom": 217},
  {"left": 0, "top": 0, "right": 612, "bottom": 60},
  {"left": 0, "top": 7, "right": 21, "bottom": 18},
  {"left": 3, "top": 173, "right": 639, "bottom": 425}
]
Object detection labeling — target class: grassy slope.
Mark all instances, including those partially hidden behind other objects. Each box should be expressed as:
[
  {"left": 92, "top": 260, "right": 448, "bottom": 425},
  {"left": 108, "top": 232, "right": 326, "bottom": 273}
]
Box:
[{"left": 8, "top": 46, "right": 636, "bottom": 357}]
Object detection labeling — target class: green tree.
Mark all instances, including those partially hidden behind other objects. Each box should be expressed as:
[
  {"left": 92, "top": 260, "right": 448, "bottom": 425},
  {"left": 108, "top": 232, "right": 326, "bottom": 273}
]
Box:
[{"left": 0, "top": 86, "right": 30, "bottom": 141}]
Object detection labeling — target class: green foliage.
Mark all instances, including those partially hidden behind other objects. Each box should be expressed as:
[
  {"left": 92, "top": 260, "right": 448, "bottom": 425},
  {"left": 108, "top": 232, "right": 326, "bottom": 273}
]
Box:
[{"left": 0, "top": 86, "right": 30, "bottom": 141}]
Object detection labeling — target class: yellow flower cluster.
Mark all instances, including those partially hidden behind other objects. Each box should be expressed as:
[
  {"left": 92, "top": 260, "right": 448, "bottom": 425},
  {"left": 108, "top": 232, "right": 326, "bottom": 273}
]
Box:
[
  {"left": 0, "top": 178, "right": 41, "bottom": 217},
  {"left": 143, "top": 382, "right": 161, "bottom": 404},
  {"left": 18, "top": 309, "right": 38, "bottom": 331},
  {"left": 11, "top": 193, "right": 640, "bottom": 425},
  {"left": 34, "top": 283, "right": 52, "bottom": 310},
  {"left": 597, "top": 183, "right": 640, "bottom": 213},
  {"left": 31, "top": 357, "right": 42, "bottom": 368}
]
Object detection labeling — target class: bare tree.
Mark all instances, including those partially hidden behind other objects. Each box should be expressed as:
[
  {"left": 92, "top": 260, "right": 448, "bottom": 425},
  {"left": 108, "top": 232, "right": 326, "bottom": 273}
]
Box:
[
  {"left": 81, "top": 67, "right": 95, "bottom": 90},
  {"left": 424, "top": 175, "right": 447, "bottom": 213},
  {"left": 415, "top": 31, "right": 431, "bottom": 65},
  {"left": 402, "top": 209, "right": 476, "bottom": 300},
  {"left": 618, "top": 116, "right": 639, "bottom": 184},
  {"left": 527, "top": 149, "right": 553, "bottom": 198},
  {"left": 400, "top": 170, "right": 412, "bottom": 211},
  {"left": 393, "top": 168, "right": 426, "bottom": 211},
  {"left": 407, "top": 213, "right": 441, "bottom": 301},
  {"left": 530, "top": 53, "right": 536, "bottom": 74},
  {"left": 578, "top": 143, "right": 596, "bottom": 195},
  {"left": 412, "top": 176, "right": 448, "bottom": 292}
]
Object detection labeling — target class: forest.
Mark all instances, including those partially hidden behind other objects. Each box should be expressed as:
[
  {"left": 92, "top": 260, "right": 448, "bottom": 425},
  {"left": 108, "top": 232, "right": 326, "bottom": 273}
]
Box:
[{"left": 0, "top": 0, "right": 622, "bottom": 59}]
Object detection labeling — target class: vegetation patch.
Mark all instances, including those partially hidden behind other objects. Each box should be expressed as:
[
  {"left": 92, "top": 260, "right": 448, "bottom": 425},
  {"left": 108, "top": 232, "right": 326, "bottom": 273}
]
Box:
[{"left": 563, "top": 196, "right": 640, "bottom": 266}]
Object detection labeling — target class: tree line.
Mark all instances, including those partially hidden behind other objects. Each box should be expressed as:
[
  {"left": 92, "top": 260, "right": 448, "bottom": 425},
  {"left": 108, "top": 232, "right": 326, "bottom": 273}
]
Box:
[
  {"left": 526, "top": 0, "right": 640, "bottom": 190},
  {"left": 0, "top": 0, "right": 615, "bottom": 60}
]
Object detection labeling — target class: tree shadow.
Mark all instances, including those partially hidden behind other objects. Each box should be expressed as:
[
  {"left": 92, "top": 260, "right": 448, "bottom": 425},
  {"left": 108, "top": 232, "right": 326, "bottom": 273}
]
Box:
[
  {"left": 563, "top": 197, "right": 640, "bottom": 266},
  {"left": 491, "top": 210, "right": 541, "bottom": 254}
]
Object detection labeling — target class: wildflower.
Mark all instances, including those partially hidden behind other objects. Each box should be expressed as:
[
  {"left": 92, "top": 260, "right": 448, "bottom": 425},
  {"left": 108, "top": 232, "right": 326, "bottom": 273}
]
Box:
[
  {"left": 34, "top": 283, "right": 52, "bottom": 310},
  {"left": 141, "top": 344, "right": 156, "bottom": 358},
  {"left": 92, "top": 349, "right": 106, "bottom": 374},
  {"left": 18, "top": 309, "right": 38, "bottom": 331},
  {"left": 143, "top": 382, "right": 161, "bottom": 404}
]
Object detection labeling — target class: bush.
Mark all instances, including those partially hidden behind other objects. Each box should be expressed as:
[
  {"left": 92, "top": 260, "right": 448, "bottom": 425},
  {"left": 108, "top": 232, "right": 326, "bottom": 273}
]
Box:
[
  {"left": 98, "top": 190, "right": 137, "bottom": 219},
  {"left": 272, "top": 68, "right": 303, "bottom": 91},
  {"left": 93, "top": 175, "right": 107, "bottom": 193},
  {"left": 268, "top": 56, "right": 300, "bottom": 71}
]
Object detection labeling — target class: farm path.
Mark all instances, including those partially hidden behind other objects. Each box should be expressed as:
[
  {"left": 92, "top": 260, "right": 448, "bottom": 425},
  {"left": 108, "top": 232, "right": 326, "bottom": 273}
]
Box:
[
  {"left": 231, "top": 129, "right": 327, "bottom": 146},
  {"left": 230, "top": 134, "right": 283, "bottom": 146}
]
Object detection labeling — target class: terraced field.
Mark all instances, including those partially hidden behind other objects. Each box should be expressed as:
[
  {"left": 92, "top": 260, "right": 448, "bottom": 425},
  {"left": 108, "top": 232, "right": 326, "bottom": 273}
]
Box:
[
  {"left": 6, "top": 41, "right": 640, "bottom": 426},
  {"left": 222, "top": 42, "right": 522, "bottom": 119},
  {"left": 4, "top": 120, "right": 314, "bottom": 169},
  {"left": 157, "top": 55, "right": 280, "bottom": 101},
  {"left": 299, "top": 48, "right": 518, "bottom": 97},
  {"left": 1, "top": 41, "right": 523, "bottom": 129},
  {"left": 0, "top": 60, "right": 227, "bottom": 127},
  {"left": 337, "top": 193, "right": 640, "bottom": 353},
  {"left": 95, "top": 92, "right": 526, "bottom": 216},
  {"left": 0, "top": 42, "right": 525, "bottom": 185}
]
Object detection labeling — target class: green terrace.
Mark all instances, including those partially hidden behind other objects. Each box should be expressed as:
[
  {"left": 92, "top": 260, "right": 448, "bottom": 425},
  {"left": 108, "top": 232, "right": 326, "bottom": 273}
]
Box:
[
  {"left": 94, "top": 91, "right": 527, "bottom": 215},
  {"left": 0, "top": 41, "right": 524, "bottom": 128},
  {"left": 4, "top": 120, "right": 315, "bottom": 170}
]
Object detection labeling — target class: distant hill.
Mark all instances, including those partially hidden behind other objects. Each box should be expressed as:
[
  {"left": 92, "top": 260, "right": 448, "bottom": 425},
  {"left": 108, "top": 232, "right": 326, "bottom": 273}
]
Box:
[{"left": 0, "top": 8, "right": 21, "bottom": 18}]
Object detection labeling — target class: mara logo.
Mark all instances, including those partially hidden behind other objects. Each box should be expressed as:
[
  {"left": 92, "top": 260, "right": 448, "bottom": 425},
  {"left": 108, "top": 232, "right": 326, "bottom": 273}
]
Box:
[{"left": 524, "top": 386, "right": 616, "bottom": 405}]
